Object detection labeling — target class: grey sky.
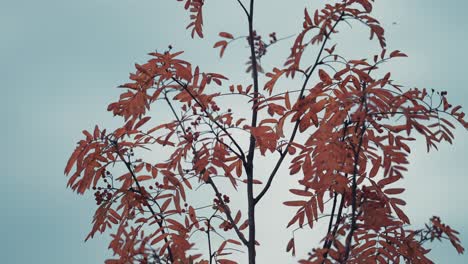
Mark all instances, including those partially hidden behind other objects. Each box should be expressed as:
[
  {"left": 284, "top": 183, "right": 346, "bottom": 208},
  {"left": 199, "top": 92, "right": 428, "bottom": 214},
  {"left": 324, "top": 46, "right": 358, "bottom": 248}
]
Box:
[{"left": 2, "top": 0, "right": 467, "bottom": 263}]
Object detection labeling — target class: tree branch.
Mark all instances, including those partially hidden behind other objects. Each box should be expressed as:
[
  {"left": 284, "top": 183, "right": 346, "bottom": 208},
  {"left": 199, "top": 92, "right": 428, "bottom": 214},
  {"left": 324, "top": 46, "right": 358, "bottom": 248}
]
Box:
[
  {"left": 254, "top": 12, "right": 345, "bottom": 205},
  {"left": 322, "top": 193, "right": 345, "bottom": 263},
  {"left": 246, "top": 0, "right": 259, "bottom": 263},
  {"left": 206, "top": 178, "right": 249, "bottom": 245},
  {"left": 162, "top": 92, "right": 249, "bottom": 246},
  {"left": 171, "top": 78, "right": 247, "bottom": 163},
  {"left": 110, "top": 140, "right": 174, "bottom": 263},
  {"left": 236, "top": 0, "right": 250, "bottom": 18},
  {"left": 342, "top": 83, "right": 369, "bottom": 262}
]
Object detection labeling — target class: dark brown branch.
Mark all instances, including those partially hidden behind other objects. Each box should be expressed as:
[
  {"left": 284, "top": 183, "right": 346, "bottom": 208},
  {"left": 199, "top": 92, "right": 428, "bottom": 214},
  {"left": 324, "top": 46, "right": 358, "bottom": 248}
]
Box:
[
  {"left": 254, "top": 11, "right": 345, "bottom": 205},
  {"left": 163, "top": 93, "right": 249, "bottom": 246},
  {"left": 207, "top": 220, "right": 213, "bottom": 264},
  {"left": 323, "top": 192, "right": 338, "bottom": 249},
  {"left": 342, "top": 84, "right": 369, "bottom": 262},
  {"left": 171, "top": 78, "right": 247, "bottom": 163},
  {"left": 322, "top": 193, "right": 345, "bottom": 263},
  {"left": 111, "top": 141, "right": 174, "bottom": 263},
  {"left": 320, "top": 120, "right": 350, "bottom": 262},
  {"left": 236, "top": 0, "right": 250, "bottom": 18},
  {"left": 246, "top": 1, "right": 260, "bottom": 263},
  {"left": 207, "top": 178, "right": 249, "bottom": 245}
]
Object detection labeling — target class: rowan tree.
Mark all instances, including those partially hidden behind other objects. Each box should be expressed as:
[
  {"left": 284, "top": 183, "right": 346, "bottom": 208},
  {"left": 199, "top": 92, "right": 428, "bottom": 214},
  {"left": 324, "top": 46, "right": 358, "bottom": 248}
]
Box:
[{"left": 65, "top": 0, "right": 466, "bottom": 263}]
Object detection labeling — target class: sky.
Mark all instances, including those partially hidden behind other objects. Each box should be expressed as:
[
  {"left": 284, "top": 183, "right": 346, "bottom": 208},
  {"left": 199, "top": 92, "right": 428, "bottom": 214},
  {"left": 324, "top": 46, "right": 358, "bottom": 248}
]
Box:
[{"left": 1, "top": 0, "right": 467, "bottom": 263}]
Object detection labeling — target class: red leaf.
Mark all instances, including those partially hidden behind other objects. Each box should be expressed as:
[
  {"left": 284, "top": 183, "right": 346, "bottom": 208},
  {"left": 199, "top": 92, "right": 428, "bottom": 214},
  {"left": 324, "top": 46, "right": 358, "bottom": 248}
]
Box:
[
  {"left": 378, "top": 176, "right": 400, "bottom": 187},
  {"left": 283, "top": 201, "right": 307, "bottom": 207},
  {"left": 134, "top": 116, "right": 151, "bottom": 129},
  {"left": 136, "top": 175, "right": 152, "bottom": 181},
  {"left": 219, "top": 32, "right": 234, "bottom": 39},
  {"left": 318, "top": 69, "right": 332, "bottom": 84},
  {"left": 151, "top": 234, "right": 168, "bottom": 245},
  {"left": 213, "top": 40, "right": 228, "bottom": 58},
  {"left": 227, "top": 239, "right": 242, "bottom": 245},
  {"left": 369, "top": 157, "right": 381, "bottom": 178},
  {"left": 390, "top": 50, "right": 407, "bottom": 58},
  {"left": 392, "top": 204, "right": 410, "bottom": 224},
  {"left": 290, "top": 189, "right": 313, "bottom": 197},
  {"left": 384, "top": 188, "right": 405, "bottom": 195},
  {"left": 286, "top": 237, "right": 295, "bottom": 256},
  {"left": 264, "top": 68, "right": 285, "bottom": 95},
  {"left": 285, "top": 92, "right": 291, "bottom": 110},
  {"left": 82, "top": 130, "right": 93, "bottom": 140}
]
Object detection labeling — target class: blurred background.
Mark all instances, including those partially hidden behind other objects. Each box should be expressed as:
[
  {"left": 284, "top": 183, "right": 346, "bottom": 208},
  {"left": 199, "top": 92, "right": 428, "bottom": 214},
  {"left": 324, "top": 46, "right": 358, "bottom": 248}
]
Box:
[{"left": 1, "top": 0, "right": 467, "bottom": 263}]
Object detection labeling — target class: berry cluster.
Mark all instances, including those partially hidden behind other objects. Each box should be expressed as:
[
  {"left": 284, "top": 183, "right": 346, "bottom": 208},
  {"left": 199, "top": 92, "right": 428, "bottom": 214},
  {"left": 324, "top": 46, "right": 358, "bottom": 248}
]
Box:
[
  {"left": 94, "top": 189, "right": 112, "bottom": 205},
  {"left": 100, "top": 171, "right": 113, "bottom": 188},
  {"left": 211, "top": 103, "right": 221, "bottom": 112},
  {"left": 246, "top": 31, "right": 278, "bottom": 59},
  {"left": 190, "top": 116, "right": 202, "bottom": 127},
  {"left": 182, "top": 129, "right": 200, "bottom": 143},
  {"left": 91, "top": 171, "right": 114, "bottom": 205},
  {"left": 248, "top": 31, "right": 267, "bottom": 58},
  {"left": 268, "top": 32, "right": 277, "bottom": 44},
  {"left": 213, "top": 193, "right": 230, "bottom": 206},
  {"left": 148, "top": 181, "right": 164, "bottom": 190},
  {"left": 181, "top": 202, "right": 189, "bottom": 213}
]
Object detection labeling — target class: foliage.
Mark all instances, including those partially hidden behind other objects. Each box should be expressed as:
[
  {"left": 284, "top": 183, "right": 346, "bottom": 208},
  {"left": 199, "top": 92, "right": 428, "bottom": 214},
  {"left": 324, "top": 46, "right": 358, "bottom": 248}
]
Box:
[{"left": 65, "top": 0, "right": 466, "bottom": 263}]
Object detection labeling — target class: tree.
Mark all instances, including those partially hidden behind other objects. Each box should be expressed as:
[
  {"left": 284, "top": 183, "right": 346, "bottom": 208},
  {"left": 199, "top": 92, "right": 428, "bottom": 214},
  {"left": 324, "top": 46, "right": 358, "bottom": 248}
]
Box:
[{"left": 65, "top": 0, "right": 466, "bottom": 263}]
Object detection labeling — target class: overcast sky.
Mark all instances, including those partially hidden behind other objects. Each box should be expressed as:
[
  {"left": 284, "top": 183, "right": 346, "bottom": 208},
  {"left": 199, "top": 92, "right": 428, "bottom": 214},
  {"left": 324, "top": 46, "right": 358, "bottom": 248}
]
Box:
[{"left": 2, "top": 0, "right": 467, "bottom": 263}]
